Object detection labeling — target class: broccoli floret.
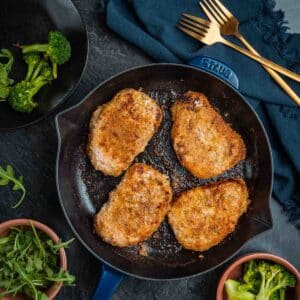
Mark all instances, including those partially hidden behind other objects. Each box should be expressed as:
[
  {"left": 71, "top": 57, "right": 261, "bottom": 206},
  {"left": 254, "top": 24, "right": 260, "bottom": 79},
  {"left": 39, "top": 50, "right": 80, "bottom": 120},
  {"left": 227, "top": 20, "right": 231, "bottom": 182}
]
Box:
[
  {"left": 21, "top": 31, "right": 71, "bottom": 79},
  {"left": 243, "top": 260, "right": 257, "bottom": 282},
  {"left": 39, "top": 63, "right": 53, "bottom": 82},
  {"left": 8, "top": 61, "right": 53, "bottom": 113},
  {"left": 225, "top": 261, "right": 297, "bottom": 300},
  {"left": 0, "top": 48, "right": 14, "bottom": 85},
  {"left": 242, "top": 260, "right": 261, "bottom": 294},
  {"left": 225, "top": 279, "right": 256, "bottom": 300},
  {"left": 8, "top": 81, "right": 38, "bottom": 112},
  {"left": 256, "top": 261, "right": 297, "bottom": 300},
  {"left": 227, "top": 260, "right": 261, "bottom": 295},
  {"left": 23, "top": 52, "right": 40, "bottom": 81},
  {"left": 0, "top": 85, "right": 10, "bottom": 100},
  {"left": 0, "top": 49, "right": 14, "bottom": 99}
]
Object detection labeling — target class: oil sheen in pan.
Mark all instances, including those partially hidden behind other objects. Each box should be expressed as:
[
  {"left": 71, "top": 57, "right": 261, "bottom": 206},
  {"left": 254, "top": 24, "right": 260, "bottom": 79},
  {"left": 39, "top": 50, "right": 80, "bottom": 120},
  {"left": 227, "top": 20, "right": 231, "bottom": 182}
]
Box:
[{"left": 75, "top": 83, "right": 258, "bottom": 267}]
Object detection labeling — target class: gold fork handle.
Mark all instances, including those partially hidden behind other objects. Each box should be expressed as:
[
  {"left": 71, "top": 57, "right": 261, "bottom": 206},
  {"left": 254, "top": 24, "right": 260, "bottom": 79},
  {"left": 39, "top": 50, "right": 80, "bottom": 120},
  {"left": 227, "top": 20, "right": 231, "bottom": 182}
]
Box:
[
  {"left": 220, "top": 37, "right": 300, "bottom": 83},
  {"left": 235, "top": 32, "right": 300, "bottom": 106}
]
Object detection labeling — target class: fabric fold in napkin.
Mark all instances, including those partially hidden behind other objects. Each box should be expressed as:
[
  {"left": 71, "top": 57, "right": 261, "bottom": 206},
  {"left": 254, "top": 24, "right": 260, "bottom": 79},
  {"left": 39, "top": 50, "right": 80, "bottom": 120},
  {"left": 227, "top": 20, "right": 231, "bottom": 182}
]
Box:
[{"left": 106, "top": 0, "right": 300, "bottom": 226}]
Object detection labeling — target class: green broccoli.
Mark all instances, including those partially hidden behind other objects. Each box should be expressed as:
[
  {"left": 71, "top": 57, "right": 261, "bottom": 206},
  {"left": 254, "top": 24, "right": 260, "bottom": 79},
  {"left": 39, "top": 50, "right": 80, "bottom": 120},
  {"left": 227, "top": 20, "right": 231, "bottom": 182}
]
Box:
[
  {"left": 0, "top": 49, "right": 14, "bottom": 85},
  {"left": 21, "top": 31, "right": 71, "bottom": 79},
  {"left": 23, "top": 52, "right": 40, "bottom": 81},
  {"left": 279, "top": 288, "right": 286, "bottom": 300},
  {"left": 256, "top": 261, "right": 297, "bottom": 300},
  {"left": 39, "top": 63, "right": 53, "bottom": 82},
  {"left": 225, "top": 279, "right": 256, "bottom": 300},
  {"left": 30, "top": 59, "right": 49, "bottom": 81},
  {"left": 271, "top": 288, "right": 289, "bottom": 300},
  {"left": 0, "top": 85, "right": 10, "bottom": 101},
  {"left": 226, "top": 260, "right": 262, "bottom": 295},
  {"left": 8, "top": 61, "right": 53, "bottom": 113},
  {"left": 242, "top": 260, "right": 261, "bottom": 294},
  {"left": 225, "top": 260, "right": 297, "bottom": 300},
  {"left": 8, "top": 81, "right": 38, "bottom": 112},
  {"left": 0, "top": 49, "right": 14, "bottom": 99},
  {"left": 270, "top": 291, "right": 280, "bottom": 300}
]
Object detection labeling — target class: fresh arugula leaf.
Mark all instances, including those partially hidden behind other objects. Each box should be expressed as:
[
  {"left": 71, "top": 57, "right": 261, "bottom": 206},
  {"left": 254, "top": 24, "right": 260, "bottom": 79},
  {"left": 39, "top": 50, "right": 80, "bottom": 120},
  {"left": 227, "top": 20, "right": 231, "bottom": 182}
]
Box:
[
  {"left": 0, "top": 164, "right": 26, "bottom": 208},
  {"left": 51, "top": 238, "right": 75, "bottom": 251},
  {"left": 0, "top": 225, "right": 75, "bottom": 300}
]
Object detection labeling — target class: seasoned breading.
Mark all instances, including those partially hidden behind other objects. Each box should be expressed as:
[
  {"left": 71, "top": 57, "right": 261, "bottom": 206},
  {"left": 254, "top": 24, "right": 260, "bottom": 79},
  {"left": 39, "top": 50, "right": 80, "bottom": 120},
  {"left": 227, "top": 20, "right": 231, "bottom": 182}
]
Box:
[
  {"left": 171, "top": 91, "right": 246, "bottom": 179},
  {"left": 87, "top": 88, "right": 163, "bottom": 177},
  {"left": 168, "top": 179, "right": 249, "bottom": 251},
  {"left": 94, "top": 163, "right": 172, "bottom": 247}
]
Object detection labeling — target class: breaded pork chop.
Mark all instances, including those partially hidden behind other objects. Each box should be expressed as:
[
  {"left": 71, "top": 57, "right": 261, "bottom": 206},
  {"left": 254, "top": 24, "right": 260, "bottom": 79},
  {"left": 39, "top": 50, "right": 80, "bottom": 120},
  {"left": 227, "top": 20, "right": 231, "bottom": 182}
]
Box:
[
  {"left": 171, "top": 91, "right": 246, "bottom": 179},
  {"left": 168, "top": 179, "right": 249, "bottom": 251},
  {"left": 87, "top": 88, "right": 162, "bottom": 177},
  {"left": 94, "top": 163, "right": 172, "bottom": 247}
]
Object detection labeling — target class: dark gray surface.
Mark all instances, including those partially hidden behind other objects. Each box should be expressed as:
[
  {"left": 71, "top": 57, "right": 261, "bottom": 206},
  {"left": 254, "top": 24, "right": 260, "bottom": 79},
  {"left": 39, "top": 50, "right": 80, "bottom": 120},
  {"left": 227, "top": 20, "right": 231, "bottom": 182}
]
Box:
[
  {"left": 0, "top": 1, "right": 299, "bottom": 299},
  {"left": 276, "top": 0, "right": 300, "bottom": 32}
]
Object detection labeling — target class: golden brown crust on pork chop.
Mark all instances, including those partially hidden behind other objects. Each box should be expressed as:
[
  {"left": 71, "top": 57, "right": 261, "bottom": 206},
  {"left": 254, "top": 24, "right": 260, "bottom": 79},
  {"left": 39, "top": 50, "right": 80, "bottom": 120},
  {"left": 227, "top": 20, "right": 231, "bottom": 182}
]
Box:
[
  {"left": 94, "top": 163, "right": 172, "bottom": 247},
  {"left": 171, "top": 91, "right": 246, "bottom": 179},
  {"left": 168, "top": 179, "right": 249, "bottom": 251},
  {"left": 87, "top": 88, "right": 163, "bottom": 176}
]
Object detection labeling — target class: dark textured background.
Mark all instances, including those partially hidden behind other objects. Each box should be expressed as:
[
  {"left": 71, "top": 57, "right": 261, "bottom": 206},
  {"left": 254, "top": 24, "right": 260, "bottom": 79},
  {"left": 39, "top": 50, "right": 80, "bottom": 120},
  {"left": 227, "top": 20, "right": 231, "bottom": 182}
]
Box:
[{"left": 0, "top": 1, "right": 299, "bottom": 299}]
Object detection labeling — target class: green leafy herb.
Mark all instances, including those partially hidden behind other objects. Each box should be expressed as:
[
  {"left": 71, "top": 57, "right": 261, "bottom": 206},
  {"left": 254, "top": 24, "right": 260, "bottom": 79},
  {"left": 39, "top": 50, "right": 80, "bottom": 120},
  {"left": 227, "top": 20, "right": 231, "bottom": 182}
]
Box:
[
  {"left": 0, "top": 224, "right": 75, "bottom": 300},
  {"left": 0, "top": 164, "right": 26, "bottom": 208}
]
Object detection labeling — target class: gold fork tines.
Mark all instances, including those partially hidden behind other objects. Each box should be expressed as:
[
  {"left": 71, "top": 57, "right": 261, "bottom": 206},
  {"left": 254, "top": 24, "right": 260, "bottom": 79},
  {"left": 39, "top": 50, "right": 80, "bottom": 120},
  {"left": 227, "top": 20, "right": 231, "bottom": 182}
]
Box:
[
  {"left": 201, "top": 0, "right": 235, "bottom": 32},
  {"left": 178, "top": 14, "right": 300, "bottom": 83},
  {"left": 199, "top": 0, "right": 300, "bottom": 105},
  {"left": 179, "top": 14, "right": 221, "bottom": 45}
]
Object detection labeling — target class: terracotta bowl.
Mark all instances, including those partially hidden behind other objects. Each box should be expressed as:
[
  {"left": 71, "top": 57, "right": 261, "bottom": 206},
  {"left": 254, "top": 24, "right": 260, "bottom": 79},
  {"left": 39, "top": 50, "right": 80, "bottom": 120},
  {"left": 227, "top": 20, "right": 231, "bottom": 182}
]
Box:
[
  {"left": 217, "top": 253, "right": 300, "bottom": 300},
  {"left": 0, "top": 219, "right": 67, "bottom": 300}
]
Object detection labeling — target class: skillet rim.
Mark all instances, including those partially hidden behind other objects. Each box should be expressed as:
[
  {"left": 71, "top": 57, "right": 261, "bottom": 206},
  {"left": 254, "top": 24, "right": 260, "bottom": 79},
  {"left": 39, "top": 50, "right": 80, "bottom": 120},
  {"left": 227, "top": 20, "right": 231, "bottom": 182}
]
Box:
[
  {"left": 0, "top": 0, "right": 89, "bottom": 131},
  {"left": 55, "top": 62, "right": 274, "bottom": 280}
]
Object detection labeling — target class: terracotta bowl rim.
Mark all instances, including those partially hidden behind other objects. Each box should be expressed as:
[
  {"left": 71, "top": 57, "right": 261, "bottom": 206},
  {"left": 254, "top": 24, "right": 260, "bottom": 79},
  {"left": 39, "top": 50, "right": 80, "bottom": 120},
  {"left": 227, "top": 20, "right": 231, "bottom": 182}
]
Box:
[
  {"left": 216, "top": 252, "right": 300, "bottom": 300},
  {"left": 0, "top": 218, "right": 67, "bottom": 300}
]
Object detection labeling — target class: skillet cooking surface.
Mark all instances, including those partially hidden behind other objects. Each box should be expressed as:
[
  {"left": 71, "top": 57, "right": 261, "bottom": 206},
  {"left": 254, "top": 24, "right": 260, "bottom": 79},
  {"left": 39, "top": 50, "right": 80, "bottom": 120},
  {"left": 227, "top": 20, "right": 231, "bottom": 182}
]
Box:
[{"left": 56, "top": 64, "right": 272, "bottom": 279}]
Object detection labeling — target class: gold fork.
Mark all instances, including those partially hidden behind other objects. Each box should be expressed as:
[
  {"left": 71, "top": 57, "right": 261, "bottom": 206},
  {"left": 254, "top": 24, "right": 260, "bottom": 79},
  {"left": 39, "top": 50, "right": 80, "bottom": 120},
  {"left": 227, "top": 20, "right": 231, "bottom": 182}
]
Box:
[
  {"left": 178, "top": 14, "right": 300, "bottom": 83},
  {"left": 200, "top": 0, "right": 300, "bottom": 105}
]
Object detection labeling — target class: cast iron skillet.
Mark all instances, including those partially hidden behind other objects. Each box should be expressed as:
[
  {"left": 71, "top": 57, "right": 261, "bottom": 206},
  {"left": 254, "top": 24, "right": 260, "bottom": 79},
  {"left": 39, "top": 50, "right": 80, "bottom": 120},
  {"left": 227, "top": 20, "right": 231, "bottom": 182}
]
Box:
[
  {"left": 0, "top": 0, "right": 88, "bottom": 129},
  {"left": 56, "top": 61, "right": 273, "bottom": 298}
]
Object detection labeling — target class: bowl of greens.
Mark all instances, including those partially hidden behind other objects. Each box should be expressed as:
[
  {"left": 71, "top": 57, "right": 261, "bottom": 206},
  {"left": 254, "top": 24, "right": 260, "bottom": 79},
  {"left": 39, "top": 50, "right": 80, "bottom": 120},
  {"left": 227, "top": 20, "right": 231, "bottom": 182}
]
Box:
[
  {"left": 0, "top": 0, "right": 87, "bottom": 129},
  {"left": 217, "top": 253, "right": 299, "bottom": 300},
  {"left": 0, "top": 219, "right": 75, "bottom": 300}
]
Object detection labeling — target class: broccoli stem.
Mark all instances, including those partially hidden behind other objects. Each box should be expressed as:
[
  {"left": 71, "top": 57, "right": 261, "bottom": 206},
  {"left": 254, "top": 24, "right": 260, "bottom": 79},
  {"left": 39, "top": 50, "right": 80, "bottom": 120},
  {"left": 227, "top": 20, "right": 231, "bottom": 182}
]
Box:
[
  {"left": 256, "top": 271, "right": 266, "bottom": 300},
  {"left": 32, "top": 78, "right": 48, "bottom": 95},
  {"left": 279, "top": 288, "right": 286, "bottom": 300},
  {"left": 22, "top": 44, "right": 48, "bottom": 54},
  {"left": 25, "top": 65, "right": 35, "bottom": 81},
  {"left": 268, "top": 283, "right": 289, "bottom": 298},
  {"left": 52, "top": 62, "right": 58, "bottom": 79},
  {"left": 31, "top": 61, "right": 45, "bottom": 81},
  {"left": 256, "top": 268, "right": 285, "bottom": 300},
  {"left": 225, "top": 279, "right": 256, "bottom": 300}
]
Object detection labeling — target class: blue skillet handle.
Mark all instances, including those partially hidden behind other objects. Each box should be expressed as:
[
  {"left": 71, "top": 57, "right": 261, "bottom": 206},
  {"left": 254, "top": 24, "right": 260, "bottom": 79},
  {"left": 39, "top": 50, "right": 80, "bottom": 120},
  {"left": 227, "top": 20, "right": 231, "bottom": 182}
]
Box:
[
  {"left": 92, "top": 264, "right": 124, "bottom": 300},
  {"left": 188, "top": 56, "right": 239, "bottom": 89}
]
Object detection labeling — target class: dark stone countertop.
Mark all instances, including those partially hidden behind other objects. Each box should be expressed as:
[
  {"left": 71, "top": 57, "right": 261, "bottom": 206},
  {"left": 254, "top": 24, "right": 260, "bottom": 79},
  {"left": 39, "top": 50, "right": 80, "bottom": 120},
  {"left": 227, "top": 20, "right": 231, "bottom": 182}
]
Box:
[{"left": 0, "top": 1, "right": 299, "bottom": 299}]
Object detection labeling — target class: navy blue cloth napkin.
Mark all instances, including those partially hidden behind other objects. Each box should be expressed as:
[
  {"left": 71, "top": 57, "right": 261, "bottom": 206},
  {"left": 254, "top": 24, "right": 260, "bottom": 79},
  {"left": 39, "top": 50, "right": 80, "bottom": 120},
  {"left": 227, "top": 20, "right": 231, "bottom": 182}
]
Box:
[{"left": 106, "top": 0, "right": 300, "bottom": 226}]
